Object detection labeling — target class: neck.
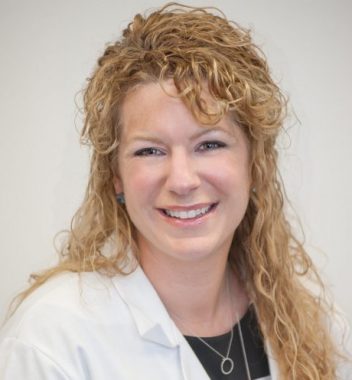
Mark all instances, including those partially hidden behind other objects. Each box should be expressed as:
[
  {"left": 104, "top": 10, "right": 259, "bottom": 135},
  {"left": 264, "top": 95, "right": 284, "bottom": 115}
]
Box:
[{"left": 139, "top": 243, "right": 249, "bottom": 337}]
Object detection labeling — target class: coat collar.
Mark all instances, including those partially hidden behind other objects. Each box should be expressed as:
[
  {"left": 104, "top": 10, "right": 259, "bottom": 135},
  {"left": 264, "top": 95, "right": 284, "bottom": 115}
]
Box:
[
  {"left": 111, "top": 265, "right": 180, "bottom": 348},
  {"left": 111, "top": 265, "right": 211, "bottom": 379}
]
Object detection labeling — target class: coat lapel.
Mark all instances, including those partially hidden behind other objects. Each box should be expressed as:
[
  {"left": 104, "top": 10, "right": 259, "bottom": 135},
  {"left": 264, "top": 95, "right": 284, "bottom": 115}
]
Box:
[
  {"left": 112, "top": 266, "right": 210, "bottom": 379},
  {"left": 265, "top": 341, "right": 279, "bottom": 380}
]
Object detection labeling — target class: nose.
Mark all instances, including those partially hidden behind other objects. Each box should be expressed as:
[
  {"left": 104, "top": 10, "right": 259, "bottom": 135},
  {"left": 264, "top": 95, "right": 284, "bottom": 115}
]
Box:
[{"left": 165, "top": 149, "right": 201, "bottom": 195}]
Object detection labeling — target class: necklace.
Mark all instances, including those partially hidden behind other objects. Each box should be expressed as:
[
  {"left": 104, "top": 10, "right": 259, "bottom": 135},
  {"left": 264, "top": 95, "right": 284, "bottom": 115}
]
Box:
[
  {"left": 192, "top": 272, "right": 234, "bottom": 375},
  {"left": 193, "top": 273, "right": 251, "bottom": 378},
  {"left": 171, "top": 270, "right": 251, "bottom": 378},
  {"left": 196, "top": 313, "right": 251, "bottom": 378},
  {"left": 194, "top": 324, "right": 234, "bottom": 375}
]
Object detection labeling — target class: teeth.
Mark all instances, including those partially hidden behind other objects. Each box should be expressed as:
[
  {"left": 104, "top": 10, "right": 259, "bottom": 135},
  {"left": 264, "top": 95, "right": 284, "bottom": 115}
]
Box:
[{"left": 165, "top": 205, "right": 211, "bottom": 219}]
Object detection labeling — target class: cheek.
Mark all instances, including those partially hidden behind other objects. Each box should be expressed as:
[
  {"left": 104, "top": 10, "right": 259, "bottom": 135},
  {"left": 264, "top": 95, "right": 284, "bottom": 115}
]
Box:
[
  {"left": 214, "top": 163, "right": 251, "bottom": 222},
  {"left": 204, "top": 156, "right": 251, "bottom": 194},
  {"left": 122, "top": 163, "right": 161, "bottom": 204}
]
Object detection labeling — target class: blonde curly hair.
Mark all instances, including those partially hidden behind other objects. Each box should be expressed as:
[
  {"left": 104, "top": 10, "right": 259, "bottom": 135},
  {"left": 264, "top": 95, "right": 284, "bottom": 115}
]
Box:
[{"left": 12, "top": 3, "right": 344, "bottom": 378}]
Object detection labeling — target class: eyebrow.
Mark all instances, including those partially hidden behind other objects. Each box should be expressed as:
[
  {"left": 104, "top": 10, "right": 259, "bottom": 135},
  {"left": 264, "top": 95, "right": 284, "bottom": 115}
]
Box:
[
  {"left": 191, "top": 125, "right": 235, "bottom": 140},
  {"left": 125, "top": 125, "right": 235, "bottom": 144}
]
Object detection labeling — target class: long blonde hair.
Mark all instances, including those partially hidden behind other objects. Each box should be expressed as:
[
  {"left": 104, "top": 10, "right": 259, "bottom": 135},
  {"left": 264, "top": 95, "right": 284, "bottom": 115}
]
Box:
[{"left": 11, "top": 3, "right": 344, "bottom": 378}]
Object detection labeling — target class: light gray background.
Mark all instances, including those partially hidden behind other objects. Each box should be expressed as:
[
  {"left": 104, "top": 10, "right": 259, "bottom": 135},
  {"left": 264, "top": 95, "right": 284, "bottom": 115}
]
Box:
[{"left": 0, "top": 0, "right": 351, "bottom": 328}]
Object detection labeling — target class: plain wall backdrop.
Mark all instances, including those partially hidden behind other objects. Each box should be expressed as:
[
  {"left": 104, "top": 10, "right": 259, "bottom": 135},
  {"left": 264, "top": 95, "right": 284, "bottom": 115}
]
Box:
[{"left": 1, "top": 0, "right": 351, "bottom": 332}]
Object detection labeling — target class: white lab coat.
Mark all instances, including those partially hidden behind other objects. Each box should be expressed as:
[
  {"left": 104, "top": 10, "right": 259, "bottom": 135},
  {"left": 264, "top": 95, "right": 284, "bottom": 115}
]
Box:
[{"left": 0, "top": 266, "right": 347, "bottom": 379}]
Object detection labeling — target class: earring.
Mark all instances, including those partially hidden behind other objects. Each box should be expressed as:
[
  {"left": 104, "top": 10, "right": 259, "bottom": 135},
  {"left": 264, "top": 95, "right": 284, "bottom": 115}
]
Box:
[
  {"left": 116, "top": 192, "right": 125, "bottom": 204},
  {"left": 252, "top": 187, "right": 256, "bottom": 193}
]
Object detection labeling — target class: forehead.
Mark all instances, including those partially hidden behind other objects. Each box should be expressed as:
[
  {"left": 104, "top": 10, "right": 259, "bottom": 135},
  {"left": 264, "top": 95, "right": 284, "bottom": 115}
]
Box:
[{"left": 120, "top": 80, "right": 236, "bottom": 137}]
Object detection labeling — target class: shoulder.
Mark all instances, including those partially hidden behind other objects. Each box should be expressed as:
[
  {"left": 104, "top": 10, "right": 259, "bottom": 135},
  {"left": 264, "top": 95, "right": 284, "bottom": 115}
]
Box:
[
  {"left": 0, "top": 271, "right": 128, "bottom": 342},
  {"left": 0, "top": 271, "right": 136, "bottom": 378},
  {"left": 0, "top": 268, "right": 189, "bottom": 380}
]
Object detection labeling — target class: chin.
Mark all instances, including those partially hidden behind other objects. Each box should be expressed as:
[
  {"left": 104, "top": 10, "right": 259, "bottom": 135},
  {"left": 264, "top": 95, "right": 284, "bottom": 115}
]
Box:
[{"left": 165, "top": 239, "right": 229, "bottom": 263}]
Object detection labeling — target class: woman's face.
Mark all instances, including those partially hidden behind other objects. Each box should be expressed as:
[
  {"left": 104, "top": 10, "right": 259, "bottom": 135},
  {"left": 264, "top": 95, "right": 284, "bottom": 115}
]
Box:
[{"left": 114, "top": 81, "right": 251, "bottom": 264}]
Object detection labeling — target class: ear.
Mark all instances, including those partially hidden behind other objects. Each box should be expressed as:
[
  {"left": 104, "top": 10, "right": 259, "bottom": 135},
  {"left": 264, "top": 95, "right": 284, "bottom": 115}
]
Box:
[{"left": 113, "top": 176, "right": 123, "bottom": 194}]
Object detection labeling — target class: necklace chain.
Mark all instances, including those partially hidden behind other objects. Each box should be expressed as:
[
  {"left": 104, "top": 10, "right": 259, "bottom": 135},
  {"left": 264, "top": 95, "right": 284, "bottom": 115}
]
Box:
[
  {"left": 170, "top": 270, "right": 251, "bottom": 379},
  {"left": 195, "top": 327, "right": 234, "bottom": 375},
  {"left": 195, "top": 327, "right": 233, "bottom": 360},
  {"left": 238, "top": 311, "right": 251, "bottom": 380},
  {"left": 196, "top": 313, "right": 251, "bottom": 378},
  {"left": 193, "top": 271, "right": 235, "bottom": 375}
]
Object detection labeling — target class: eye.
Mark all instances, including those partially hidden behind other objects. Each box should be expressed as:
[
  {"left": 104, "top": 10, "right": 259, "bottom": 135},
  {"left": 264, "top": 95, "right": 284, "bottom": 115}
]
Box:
[
  {"left": 197, "top": 141, "right": 226, "bottom": 152},
  {"left": 134, "top": 147, "right": 165, "bottom": 156}
]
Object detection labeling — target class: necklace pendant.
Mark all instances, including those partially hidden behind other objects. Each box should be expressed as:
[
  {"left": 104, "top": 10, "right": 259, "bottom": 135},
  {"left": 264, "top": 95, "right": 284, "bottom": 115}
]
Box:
[{"left": 221, "top": 357, "right": 234, "bottom": 375}]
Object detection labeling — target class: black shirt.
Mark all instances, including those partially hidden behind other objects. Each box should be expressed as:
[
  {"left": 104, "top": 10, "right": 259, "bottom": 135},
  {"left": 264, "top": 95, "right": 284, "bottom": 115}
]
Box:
[{"left": 185, "top": 306, "right": 270, "bottom": 380}]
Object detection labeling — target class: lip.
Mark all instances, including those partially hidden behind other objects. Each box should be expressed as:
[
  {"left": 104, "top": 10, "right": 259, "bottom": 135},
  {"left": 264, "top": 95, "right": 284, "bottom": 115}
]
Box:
[
  {"left": 157, "top": 202, "right": 218, "bottom": 226},
  {"left": 160, "top": 203, "right": 214, "bottom": 211}
]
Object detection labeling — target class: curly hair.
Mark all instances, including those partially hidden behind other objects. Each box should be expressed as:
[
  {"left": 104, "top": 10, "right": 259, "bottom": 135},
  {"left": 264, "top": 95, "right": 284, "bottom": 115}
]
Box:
[{"left": 11, "top": 3, "right": 344, "bottom": 378}]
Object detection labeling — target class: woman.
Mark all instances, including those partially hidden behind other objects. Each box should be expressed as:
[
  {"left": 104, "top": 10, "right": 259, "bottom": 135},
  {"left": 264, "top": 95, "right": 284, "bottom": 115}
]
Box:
[{"left": 0, "top": 3, "right": 348, "bottom": 379}]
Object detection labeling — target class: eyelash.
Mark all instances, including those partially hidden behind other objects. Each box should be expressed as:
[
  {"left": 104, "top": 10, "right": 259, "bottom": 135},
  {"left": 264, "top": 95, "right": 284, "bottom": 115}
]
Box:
[
  {"left": 134, "top": 141, "right": 226, "bottom": 157},
  {"left": 197, "top": 141, "right": 226, "bottom": 151},
  {"left": 134, "top": 147, "right": 165, "bottom": 156}
]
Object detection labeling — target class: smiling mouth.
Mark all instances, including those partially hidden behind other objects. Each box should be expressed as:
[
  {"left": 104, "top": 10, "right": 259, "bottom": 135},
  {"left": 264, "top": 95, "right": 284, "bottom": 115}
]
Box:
[{"left": 161, "top": 204, "right": 217, "bottom": 220}]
